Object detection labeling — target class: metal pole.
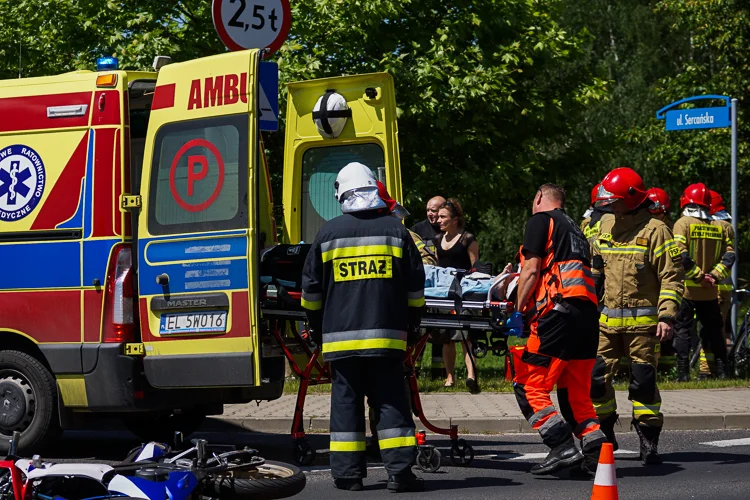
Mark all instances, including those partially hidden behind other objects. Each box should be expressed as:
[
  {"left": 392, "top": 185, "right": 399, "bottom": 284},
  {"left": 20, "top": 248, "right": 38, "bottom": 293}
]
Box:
[{"left": 731, "top": 98, "right": 739, "bottom": 340}]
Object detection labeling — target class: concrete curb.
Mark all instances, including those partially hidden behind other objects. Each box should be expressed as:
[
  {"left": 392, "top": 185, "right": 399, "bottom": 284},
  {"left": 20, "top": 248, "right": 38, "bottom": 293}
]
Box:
[{"left": 207, "top": 413, "right": 750, "bottom": 435}]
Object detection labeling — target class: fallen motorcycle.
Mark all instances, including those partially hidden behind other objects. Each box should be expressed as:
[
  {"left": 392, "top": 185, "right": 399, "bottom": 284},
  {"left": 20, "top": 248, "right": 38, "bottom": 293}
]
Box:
[{"left": 0, "top": 432, "right": 306, "bottom": 500}]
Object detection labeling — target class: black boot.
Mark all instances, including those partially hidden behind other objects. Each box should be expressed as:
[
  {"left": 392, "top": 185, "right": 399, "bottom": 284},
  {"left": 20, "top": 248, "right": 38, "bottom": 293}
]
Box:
[
  {"left": 677, "top": 356, "right": 690, "bottom": 382},
  {"left": 530, "top": 437, "right": 583, "bottom": 475},
  {"left": 632, "top": 421, "right": 662, "bottom": 465},
  {"left": 598, "top": 413, "right": 619, "bottom": 452},
  {"left": 580, "top": 433, "right": 607, "bottom": 477},
  {"left": 334, "top": 478, "right": 363, "bottom": 491},
  {"left": 715, "top": 358, "right": 728, "bottom": 380},
  {"left": 387, "top": 470, "right": 424, "bottom": 492}
]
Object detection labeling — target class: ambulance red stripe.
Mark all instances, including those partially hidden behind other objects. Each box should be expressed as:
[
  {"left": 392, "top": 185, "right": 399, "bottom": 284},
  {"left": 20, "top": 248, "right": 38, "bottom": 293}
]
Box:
[
  {"left": 0, "top": 291, "right": 82, "bottom": 343},
  {"left": 93, "top": 128, "right": 116, "bottom": 237},
  {"left": 84, "top": 289, "right": 104, "bottom": 342},
  {"left": 0, "top": 92, "right": 92, "bottom": 132},
  {"left": 151, "top": 84, "right": 176, "bottom": 110},
  {"left": 31, "top": 132, "right": 89, "bottom": 230}
]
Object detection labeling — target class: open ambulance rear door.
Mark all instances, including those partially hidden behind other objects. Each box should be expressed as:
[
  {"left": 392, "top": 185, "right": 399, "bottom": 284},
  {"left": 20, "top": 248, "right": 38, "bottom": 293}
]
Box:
[
  {"left": 282, "top": 73, "right": 402, "bottom": 244},
  {"left": 135, "top": 50, "right": 264, "bottom": 389}
]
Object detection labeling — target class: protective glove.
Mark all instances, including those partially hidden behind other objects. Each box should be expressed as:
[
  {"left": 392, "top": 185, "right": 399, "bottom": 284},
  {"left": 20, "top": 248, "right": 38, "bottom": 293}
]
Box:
[{"left": 505, "top": 311, "right": 526, "bottom": 338}]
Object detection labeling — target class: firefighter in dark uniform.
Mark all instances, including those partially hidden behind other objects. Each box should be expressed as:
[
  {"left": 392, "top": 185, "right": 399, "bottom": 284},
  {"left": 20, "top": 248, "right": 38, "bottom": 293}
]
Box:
[
  {"left": 647, "top": 187, "right": 678, "bottom": 375},
  {"left": 301, "top": 162, "right": 426, "bottom": 492}
]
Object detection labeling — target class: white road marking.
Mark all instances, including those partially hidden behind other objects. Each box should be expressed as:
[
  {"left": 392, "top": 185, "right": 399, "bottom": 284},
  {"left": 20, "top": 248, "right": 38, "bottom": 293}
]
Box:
[
  {"left": 700, "top": 437, "right": 750, "bottom": 448},
  {"left": 483, "top": 449, "right": 638, "bottom": 461}
]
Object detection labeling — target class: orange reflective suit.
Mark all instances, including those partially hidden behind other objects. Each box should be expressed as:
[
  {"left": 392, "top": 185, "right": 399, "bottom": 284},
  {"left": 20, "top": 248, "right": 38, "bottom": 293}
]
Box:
[{"left": 514, "top": 209, "right": 605, "bottom": 450}]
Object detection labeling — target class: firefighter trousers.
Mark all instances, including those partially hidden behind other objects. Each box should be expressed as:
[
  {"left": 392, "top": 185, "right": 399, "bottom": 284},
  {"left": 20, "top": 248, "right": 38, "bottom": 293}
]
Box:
[
  {"left": 591, "top": 332, "right": 663, "bottom": 428},
  {"left": 330, "top": 357, "right": 416, "bottom": 479},
  {"left": 514, "top": 299, "right": 605, "bottom": 449},
  {"left": 674, "top": 299, "right": 727, "bottom": 368},
  {"left": 658, "top": 338, "right": 677, "bottom": 374}
]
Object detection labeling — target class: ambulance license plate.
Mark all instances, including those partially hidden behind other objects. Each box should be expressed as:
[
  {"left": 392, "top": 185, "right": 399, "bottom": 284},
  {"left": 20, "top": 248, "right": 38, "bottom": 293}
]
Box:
[{"left": 159, "top": 312, "right": 227, "bottom": 335}]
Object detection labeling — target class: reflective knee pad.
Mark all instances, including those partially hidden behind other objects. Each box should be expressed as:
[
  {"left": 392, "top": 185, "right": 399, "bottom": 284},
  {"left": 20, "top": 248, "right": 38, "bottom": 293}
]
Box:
[
  {"left": 629, "top": 363, "right": 657, "bottom": 403},
  {"left": 590, "top": 356, "right": 608, "bottom": 400}
]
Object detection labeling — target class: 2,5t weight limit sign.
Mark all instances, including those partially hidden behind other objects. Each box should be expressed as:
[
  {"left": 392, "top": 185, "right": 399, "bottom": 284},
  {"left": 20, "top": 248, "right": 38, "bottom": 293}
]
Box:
[{"left": 212, "top": 0, "right": 291, "bottom": 55}]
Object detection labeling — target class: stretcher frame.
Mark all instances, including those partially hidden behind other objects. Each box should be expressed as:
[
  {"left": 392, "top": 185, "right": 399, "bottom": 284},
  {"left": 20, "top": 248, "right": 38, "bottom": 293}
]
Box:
[{"left": 260, "top": 293, "right": 514, "bottom": 467}]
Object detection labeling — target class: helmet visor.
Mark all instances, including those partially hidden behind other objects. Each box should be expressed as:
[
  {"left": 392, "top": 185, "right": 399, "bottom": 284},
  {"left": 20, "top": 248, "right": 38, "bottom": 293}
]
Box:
[{"left": 594, "top": 185, "right": 620, "bottom": 208}]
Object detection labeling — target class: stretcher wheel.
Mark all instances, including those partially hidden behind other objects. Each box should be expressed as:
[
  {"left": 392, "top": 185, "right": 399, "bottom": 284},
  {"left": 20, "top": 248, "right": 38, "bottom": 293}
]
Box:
[
  {"left": 416, "top": 446, "right": 442, "bottom": 473},
  {"left": 293, "top": 439, "right": 316, "bottom": 466},
  {"left": 449, "top": 439, "right": 474, "bottom": 466}
]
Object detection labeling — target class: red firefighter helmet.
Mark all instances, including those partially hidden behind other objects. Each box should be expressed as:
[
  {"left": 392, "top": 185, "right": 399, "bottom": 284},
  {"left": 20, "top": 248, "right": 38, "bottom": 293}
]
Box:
[
  {"left": 595, "top": 167, "right": 648, "bottom": 211},
  {"left": 709, "top": 190, "right": 726, "bottom": 215},
  {"left": 590, "top": 183, "right": 601, "bottom": 207},
  {"left": 647, "top": 187, "right": 670, "bottom": 214},
  {"left": 679, "top": 183, "right": 711, "bottom": 209}
]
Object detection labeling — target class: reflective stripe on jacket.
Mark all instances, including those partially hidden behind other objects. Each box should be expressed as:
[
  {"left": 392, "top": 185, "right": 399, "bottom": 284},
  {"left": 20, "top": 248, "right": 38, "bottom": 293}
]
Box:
[
  {"left": 301, "top": 211, "right": 425, "bottom": 361},
  {"left": 673, "top": 216, "right": 735, "bottom": 301},
  {"left": 522, "top": 209, "right": 597, "bottom": 322},
  {"left": 593, "top": 209, "right": 684, "bottom": 334}
]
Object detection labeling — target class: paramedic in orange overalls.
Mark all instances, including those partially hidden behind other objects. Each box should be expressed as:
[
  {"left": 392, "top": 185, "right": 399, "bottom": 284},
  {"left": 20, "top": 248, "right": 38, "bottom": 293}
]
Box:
[{"left": 513, "top": 183, "right": 606, "bottom": 476}]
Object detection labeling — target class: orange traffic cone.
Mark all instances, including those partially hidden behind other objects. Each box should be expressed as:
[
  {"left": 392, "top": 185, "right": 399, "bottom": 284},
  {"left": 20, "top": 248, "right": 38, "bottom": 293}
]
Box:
[{"left": 590, "top": 442, "right": 618, "bottom": 500}]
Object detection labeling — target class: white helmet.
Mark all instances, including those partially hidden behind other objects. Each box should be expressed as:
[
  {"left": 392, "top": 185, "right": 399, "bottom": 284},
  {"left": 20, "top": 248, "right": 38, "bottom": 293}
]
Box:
[
  {"left": 313, "top": 91, "right": 351, "bottom": 139},
  {"left": 334, "top": 162, "right": 377, "bottom": 201}
]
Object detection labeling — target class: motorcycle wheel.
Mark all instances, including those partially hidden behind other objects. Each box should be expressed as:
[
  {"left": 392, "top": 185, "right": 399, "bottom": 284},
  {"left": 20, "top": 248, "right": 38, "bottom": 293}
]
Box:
[{"left": 206, "top": 460, "right": 306, "bottom": 500}]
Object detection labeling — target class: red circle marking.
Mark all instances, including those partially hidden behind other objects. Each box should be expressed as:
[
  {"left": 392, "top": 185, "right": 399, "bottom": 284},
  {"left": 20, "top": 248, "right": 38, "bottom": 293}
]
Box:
[
  {"left": 212, "top": 0, "right": 292, "bottom": 56},
  {"left": 169, "top": 139, "right": 225, "bottom": 213}
]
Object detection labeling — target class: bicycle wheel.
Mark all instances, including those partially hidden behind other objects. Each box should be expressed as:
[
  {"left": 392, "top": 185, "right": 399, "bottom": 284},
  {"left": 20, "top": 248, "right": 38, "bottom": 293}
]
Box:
[{"left": 206, "top": 460, "right": 306, "bottom": 500}]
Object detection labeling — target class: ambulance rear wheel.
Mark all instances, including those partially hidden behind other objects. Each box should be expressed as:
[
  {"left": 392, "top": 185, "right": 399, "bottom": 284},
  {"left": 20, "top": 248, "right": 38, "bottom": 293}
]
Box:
[
  {"left": 123, "top": 410, "right": 206, "bottom": 443},
  {"left": 0, "top": 350, "right": 60, "bottom": 454}
]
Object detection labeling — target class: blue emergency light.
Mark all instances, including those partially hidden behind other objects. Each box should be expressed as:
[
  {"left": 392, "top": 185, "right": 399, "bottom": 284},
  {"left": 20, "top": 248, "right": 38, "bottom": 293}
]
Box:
[{"left": 96, "top": 57, "right": 119, "bottom": 71}]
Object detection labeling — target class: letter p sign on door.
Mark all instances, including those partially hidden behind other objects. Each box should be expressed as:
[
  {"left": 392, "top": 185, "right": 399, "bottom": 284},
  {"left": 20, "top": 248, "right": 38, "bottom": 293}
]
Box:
[
  {"left": 170, "top": 139, "right": 225, "bottom": 213},
  {"left": 188, "top": 155, "right": 208, "bottom": 196}
]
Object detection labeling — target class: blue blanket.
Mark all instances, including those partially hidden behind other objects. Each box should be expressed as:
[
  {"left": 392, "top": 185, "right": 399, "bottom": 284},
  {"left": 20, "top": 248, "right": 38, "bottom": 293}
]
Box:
[{"left": 423, "top": 265, "right": 493, "bottom": 299}]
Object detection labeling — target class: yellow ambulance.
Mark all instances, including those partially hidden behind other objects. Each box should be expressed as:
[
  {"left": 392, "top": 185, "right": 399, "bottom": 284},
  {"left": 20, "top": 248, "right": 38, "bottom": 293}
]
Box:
[{"left": 0, "top": 48, "right": 402, "bottom": 452}]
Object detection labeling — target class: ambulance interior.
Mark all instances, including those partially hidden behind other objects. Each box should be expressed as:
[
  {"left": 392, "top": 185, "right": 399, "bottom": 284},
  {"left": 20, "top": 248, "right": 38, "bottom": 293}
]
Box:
[{"left": 127, "top": 78, "right": 156, "bottom": 194}]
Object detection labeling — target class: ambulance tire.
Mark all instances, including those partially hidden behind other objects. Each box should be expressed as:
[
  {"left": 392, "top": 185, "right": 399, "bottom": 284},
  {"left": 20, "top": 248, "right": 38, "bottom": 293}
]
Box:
[
  {"left": 123, "top": 411, "right": 206, "bottom": 444},
  {"left": 0, "top": 350, "right": 60, "bottom": 454}
]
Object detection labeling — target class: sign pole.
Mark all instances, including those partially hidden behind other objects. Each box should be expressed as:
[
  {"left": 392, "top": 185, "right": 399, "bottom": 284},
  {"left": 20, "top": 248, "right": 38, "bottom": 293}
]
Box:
[{"left": 731, "top": 98, "right": 739, "bottom": 340}]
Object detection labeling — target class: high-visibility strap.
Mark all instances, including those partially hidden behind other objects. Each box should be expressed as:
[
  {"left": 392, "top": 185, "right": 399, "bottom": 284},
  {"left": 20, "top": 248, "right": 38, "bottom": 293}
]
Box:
[
  {"left": 330, "top": 432, "right": 366, "bottom": 452},
  {"left": 713, "top": 263, "right": 730, "bottom": 280},
  {"left": 407, "top": 290, "right": 425, "bottom": 308},
  {"left": 593, "top": 398, "right": 617, "bottom": 417},
  {"left": 528, "top": 405, "right": 557, "bottom": 427},
  {"left": 600, "top": 306, "right": 658, "bottom": 318},
  {"left": 538, "top": 414, "right": 565, "bottom": 435},
  {"left": 301, "top": 291, "right": 323, "bottom": 311},
  {"left": 685, "top": 266, "right": 703, "bottom": 279},
  {"left": 598, "top": 245, "right": 647, "bottom": 255},
  {"left": 654, "top": 239, "right": 677, "bottom": 258},
  {"left": 674, "top": 234, "right": 688, "bottom": 244},
  {"left": 323, "top": 245, "right": 403, "bottom": 262},
  {"left": 659, "top": 289, "right": 683, "bottom": 305},
  {"left": 718, "top": 284, "right": 734, "bottom": 291},
  {"left": 377, "top": 428, "right": 417, "bottom": 450},
  {"left": 323, "top": 338, "right": 407, "bottom": 354},
  {"left": 600, "top": 314, "right": 658, "bottom": 327},
  {"left": 632, "top": 401, "right": 661, "bottom": 417}
]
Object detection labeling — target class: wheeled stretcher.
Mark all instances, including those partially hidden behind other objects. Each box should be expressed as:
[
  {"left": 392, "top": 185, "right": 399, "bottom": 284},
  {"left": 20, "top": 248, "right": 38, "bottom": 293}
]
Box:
[{"left": 258, "top": 245, "right": 517, "bottom": 468}]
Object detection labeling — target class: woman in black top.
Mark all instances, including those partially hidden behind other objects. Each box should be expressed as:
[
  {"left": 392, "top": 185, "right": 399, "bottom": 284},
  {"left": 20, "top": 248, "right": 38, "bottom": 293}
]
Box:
[{"left": 433, "top": 198, "right": 480, "bottom": 392}]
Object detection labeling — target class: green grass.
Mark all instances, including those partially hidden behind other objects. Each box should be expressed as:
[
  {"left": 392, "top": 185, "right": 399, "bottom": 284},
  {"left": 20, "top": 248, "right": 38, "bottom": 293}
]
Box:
[{"left": 282, "top": 341, "right": 750, "bottom": 395}]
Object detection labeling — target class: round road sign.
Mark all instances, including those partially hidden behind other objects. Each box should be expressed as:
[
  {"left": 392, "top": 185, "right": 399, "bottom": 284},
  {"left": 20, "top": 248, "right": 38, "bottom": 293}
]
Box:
[
  {"left": 169, "top": 139, "right": 225, "bottom": 213},
  {"left": 212, "top": 0, "right": 292, "bottom": 55}
]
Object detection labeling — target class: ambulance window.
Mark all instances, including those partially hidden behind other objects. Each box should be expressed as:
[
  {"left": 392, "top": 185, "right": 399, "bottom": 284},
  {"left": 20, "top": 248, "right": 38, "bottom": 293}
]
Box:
[
  {"left": 301, "top": 143, "right": 384, "bottom": 242},
  {"left": 148, "top": 114, "right": 248, "bottom": 235}
]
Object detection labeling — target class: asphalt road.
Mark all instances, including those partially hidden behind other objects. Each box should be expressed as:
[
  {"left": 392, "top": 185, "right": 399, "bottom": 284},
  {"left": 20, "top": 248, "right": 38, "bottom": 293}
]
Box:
[{"left": 39, "top": 421, "right": 750, "bottom": 500}]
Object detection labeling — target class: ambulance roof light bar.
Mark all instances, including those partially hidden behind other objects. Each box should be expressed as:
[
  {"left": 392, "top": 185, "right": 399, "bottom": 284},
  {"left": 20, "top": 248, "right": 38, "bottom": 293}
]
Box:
[{"left": 96, "top": 57, "right": 119, "bottom": 71}]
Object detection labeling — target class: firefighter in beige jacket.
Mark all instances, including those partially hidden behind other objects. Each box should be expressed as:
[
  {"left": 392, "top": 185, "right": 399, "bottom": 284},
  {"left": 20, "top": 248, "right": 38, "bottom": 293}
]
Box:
[{"left": 590, "top": 168, "right": 684, "bottom": 467}]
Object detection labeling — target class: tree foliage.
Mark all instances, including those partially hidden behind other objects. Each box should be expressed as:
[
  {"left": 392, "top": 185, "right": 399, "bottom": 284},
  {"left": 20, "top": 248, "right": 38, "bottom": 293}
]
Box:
[{"left": 0, "top": 0, "right": 745, "bottom": 273}]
